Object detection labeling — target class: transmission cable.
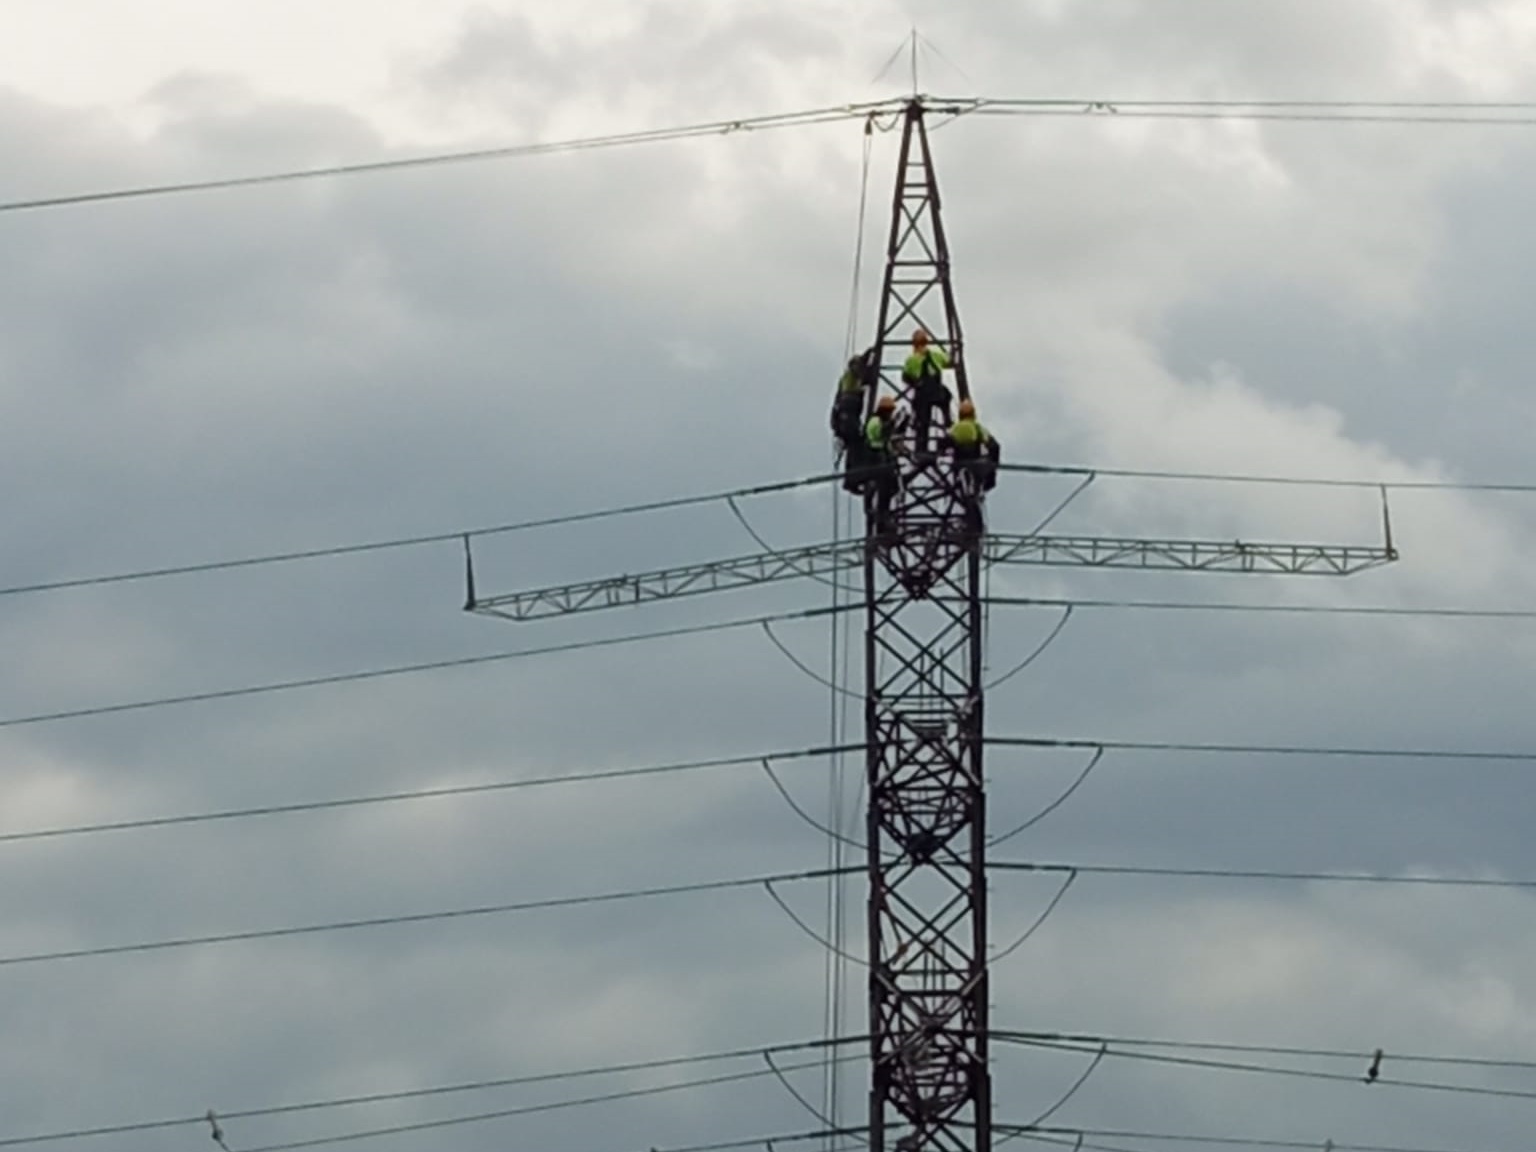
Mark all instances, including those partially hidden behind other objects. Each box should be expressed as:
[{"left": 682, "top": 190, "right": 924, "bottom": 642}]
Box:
[
  {"left": 961, "top": 99, "right": 1536, "bottom": 127},
  {"left": 0, "top": 1037, "right": 865, "bottom": 1149},
  {"left": 1024, "top": 474, "right": 1097, "bottom": 537},
  {"left": 0, "top": 468, "right": 855, "bottom": 602},
  {"left": 823, "top": 115, "right": 878, "bottom": 1150},
  {"left": 48, "top": 729, "right": 1527, "bottom": 854},
  {"left": 761, "top": 759, "right": 866, "bottom": 852},
  {"left": 1020, "top": 1044, "right": 1107, "bottom": 1131},
  {"left": 996, "top": 1035, "right": 1536, "bottom": 1103},
  {"left": 0, "top": 102, "right": 893, "bottom": 216},
  {"left": 992, "top": 1027, "right": 1536, "bottom": 1074},
  {"left": 988, "top": 747, "right": 1106, "bottom": 848},
  {"left": 72, "top": 730, "right": 1518, "bottom": 856},
  {"left": 0, "top": 604, "right": 850, "bottom": 731},
  {"left": 763, "top": 1052, "right": 870, "bottom": 1149},
  {"left": 727, "top": 496, "right": 856, "bottom": 595},
  {"left": 763, "top": 878, "right": 870, "bottom": 970},
  {"left": 986, "top": 734, "right": 1536, "bottom": 764},
  {"left": 972, "top": 98, "right": 1536, "bottom": 109},
  {"left": 993, "top": 861, "right": 1536, "bottom": 890},
  {"left": 7, "top": 94, "right": 1536, "bottom": 222},
  {"left": 1002, "top": 460, "right": 1536, "bottom": 493},
  {"left": 0, "top": 743, "right": 860, "bottom": 848},
  {"left": 1002, "top": 1123, "right": 1511, "bottom": 1152},
  {"left": 8, "top": 456, "right": 1536, "bottom": 608},
  {"left": 992, "top": 871, "right": 1077, "bottom": 963},
  {"left": 0, "top": 865, "right": 854, "bottom": 970},
  {"left": 238, "top": 1053, "right": 867, "bottom": 1152},
  {"left": 762, "top": 621, "right": 862, "bottom": 699},
  {"left": 982, "top": 594, "right": 1536, "bottom": 621},
  {"left": 984, "top": 606, "right": 1074, "bottom": 691}
]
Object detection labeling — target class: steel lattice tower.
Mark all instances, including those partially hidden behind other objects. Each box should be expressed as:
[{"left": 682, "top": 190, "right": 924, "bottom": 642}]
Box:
[
  {"left": 462, "top": 94, "right": 1395, "bottom": 1152},
  {"left": 861, "top": 99, "right": 991, "bottom": 1152}
]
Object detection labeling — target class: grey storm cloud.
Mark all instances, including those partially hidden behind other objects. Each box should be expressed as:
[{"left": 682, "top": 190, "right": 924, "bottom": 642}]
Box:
[{"left": 1, "top": 1, "right": 1536, "bottom": 1150}]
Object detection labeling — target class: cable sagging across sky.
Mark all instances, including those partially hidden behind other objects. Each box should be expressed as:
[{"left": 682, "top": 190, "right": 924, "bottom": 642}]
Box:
[
  {"left": 0, "top": 604, "right": 851, "bottom": 730},
  {"left": 0, "top": 743, "right": 862, "bottom": 847},
  {"left": 0, "top": 102, "right": 893, "bottom": 215},
  {"left": 0, "top": 865, "right": 855, "bottom": 969},
  {"left": 0, "top": 1038, "right": 866, "bottom": 1149}
]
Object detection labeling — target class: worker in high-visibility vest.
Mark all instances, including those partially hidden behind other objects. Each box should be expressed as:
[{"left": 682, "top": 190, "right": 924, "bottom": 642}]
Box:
[
  {"left": 946, "top": 398, "right": 1000, "bottom": 496},
  {"left": 902, "top": 328, "right": 953, "bottom": 456},
  {"left": 833, "top": 348, "right": 875, "bottom": 490},
  {"left": 864, "top": 394, "right": 906, "bottom": 535}
]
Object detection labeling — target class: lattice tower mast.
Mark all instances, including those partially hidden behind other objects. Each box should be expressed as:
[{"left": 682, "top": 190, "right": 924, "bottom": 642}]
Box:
[{"left": 856, "top": 98, "right": 992, "bottom": 1152}]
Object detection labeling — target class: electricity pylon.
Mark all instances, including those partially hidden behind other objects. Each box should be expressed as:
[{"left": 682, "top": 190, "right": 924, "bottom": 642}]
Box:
[{"left": 463, "top": 96, "right": 1396, "bottom": 1152}]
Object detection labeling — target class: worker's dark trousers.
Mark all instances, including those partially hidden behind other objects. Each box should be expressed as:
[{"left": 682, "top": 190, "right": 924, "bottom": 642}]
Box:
[
  {"left": 866, "top": 459, "right": 898, "bottom": 534},
  {"left": 952, "top": 452, "right": 988, "bottom": 533},
  {"left": 832, "top": 393, "right": 863, "bottom": 442},
  {"left": 843, "top": 439, "right": 870, "bottom": 492},
  {"left": 912, "top": 380, "right": 953, "bottom": 454}
]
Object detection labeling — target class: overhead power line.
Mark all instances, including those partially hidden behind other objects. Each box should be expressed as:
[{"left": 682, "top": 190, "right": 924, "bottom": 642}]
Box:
[
  {"left": 1006, "top": 1122, "right": 1510, "bottom": 1152},
  {"left": 998, "top": 1034, "right": 1536, "bottom": 1103},
  {"left": 988, "top": 734, "right": 1536, "bottom": 763},
  {"left": 0, "top": 469, "right": 850, "bottom": 600},
  {"left": 5, "top": 460, "right": 1536, "bottom": 608},
  {"left": 16, "top": 720, "right": 1536, "bottom": 851},
  {"left": 971, "top": 98, "right": 1536, "bottom": 109},
  {"left": 0, "top": 604, "right": 848, "bottom": 730},
  {"left": 3, "top": 724, "right": 1532, "bottom": 851},
  {"left": 984, "top": 594, "right": 1536, "bottom": 621},
  {"left": 960, "top": 96, "right": 1536, "bottom": 127},
  {"left": 996, "top": 1027, "right": 1536, "bottom": 1074},
  {"left": 0, "top": 102, "right": 889, "bottom": 215},
  {"left": 238, "top": 1057, "right": 866, "bottom": 1152},
  {"left": 995, "top": 861, "right": 1536, "bottom": 891},
  {"left": 28, "top": 857, "right": 1528, "bottom": 973},
  {"left": 0, "top": 1036, "right": 863, "bottom": 1149},
  {"left": 1004, "top": 461, "right": 1536, "bottom": 493},
  {"left": 6, "top": 94, "right": 1535, "bottom": 219},
  {"left": 0, "top": 743, "right": 858, "bottom": 847},
  {"left": 0, "top": 865, "right": 852, "bottom": 969}
]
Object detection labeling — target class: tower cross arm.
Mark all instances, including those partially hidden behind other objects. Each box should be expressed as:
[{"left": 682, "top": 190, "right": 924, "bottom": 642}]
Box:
[
  {"left": 987, "top": 532, "right": 1397, "bottom": 576},
  {"left": 467, "top": 528, "right": 1395, "bottom": 622},
  {"left": 468, "top": 538, "right": 865, "bottom": 621}
]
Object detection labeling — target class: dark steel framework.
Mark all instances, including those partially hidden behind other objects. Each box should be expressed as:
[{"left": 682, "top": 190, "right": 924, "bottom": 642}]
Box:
[
  {"left": 468, "top": 533, "right": 1391, "bottom": 622},
  {"left": 463, "top": 96, "right": 1396, "bottom": 1152},
  {"left": 859, "top": 100, "right": 990, "bottom": 1152}
]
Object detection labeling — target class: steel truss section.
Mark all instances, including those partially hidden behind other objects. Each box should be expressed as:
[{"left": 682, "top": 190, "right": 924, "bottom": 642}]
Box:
[
  {"left": 865, "top": 467, "right": 990, "bottom": 1152},
  {"left": 863, "top": 99, "right": 990, "bottom": 1152},
  {"left": 465, "top": 534, "right": 1394, "bottom": 621},
  {"left": 867, "top": 96, "right": 972, "bottom": 434},
  {"left": 984, "top": 533, "right": 1396, "bottom": 575},
  {"left": 467, "top": 539, "right": 860, "bottom": 621}
]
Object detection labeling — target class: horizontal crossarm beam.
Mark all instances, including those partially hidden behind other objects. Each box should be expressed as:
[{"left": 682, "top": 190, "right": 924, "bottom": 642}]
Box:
[
  {"left": 986, "top": 533, "right": 1397, "bottom": 576},
  {"left": 468, "top": 534, "right": 1395, "bottom": 621},
  {"left": 468, "top": 539, "right": 863, "bottom": 620}
]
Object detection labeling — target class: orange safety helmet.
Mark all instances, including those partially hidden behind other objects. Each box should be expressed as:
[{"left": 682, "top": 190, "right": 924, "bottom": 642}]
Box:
[
  {"left": 877, "top": 394, "right": 897, "bottom": 413},
  {"left": 912, "top": 328, "right": 930, "bottom": 347},
  {"left": 958, "top": 399, "right": 976, "bottom": 419}
]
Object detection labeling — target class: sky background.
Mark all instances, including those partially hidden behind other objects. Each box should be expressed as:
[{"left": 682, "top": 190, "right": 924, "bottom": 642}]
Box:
[{"left": 3, "top": 1, "right": 1536, "bottom": 1150}]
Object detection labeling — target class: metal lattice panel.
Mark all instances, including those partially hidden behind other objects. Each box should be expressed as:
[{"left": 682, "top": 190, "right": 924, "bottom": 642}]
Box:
[
  {"left": 467, "top": 533, "right": 1394, "bottom": 621},
  {"left": 864, "top": 465, "right": 990, "bottom": 1152}
]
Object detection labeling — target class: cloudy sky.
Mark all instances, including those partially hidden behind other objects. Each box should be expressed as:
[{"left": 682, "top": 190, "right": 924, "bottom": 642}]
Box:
[{"left": 3, "top": 1, "right": 1536, "bottom": 1150}]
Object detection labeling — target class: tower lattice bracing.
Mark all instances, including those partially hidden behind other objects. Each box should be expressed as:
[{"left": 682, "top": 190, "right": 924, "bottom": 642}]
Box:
[{"left": 861, "top": 99, "right": 990, "bottom": 1152}]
